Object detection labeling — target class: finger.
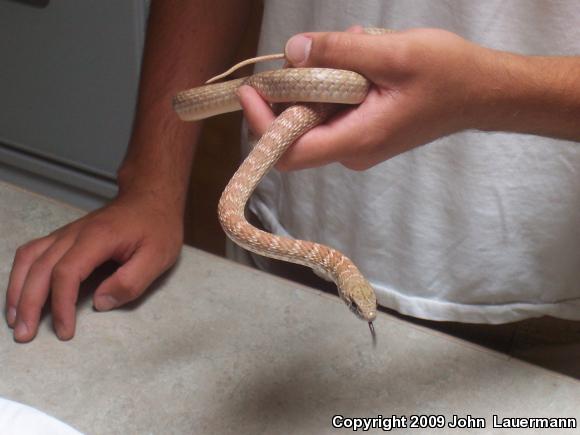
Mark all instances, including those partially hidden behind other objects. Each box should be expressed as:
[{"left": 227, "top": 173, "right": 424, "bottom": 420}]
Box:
[
  {"left": 14, "top": 237, "right": 74, "bottom": 342},
  {"left": 6, "top": 236, "right": 54, "bottom": 327},
  {"left": 276, "top": 89, "right": 392, "bottom": 171},
  {"left": 284, "top": 30, "right": 399, "bottom": 80},
  {"left": 275, "top": 110, "right": 356, "bottom": 170},
  {"left": 50, "top": 233, "right": 119, "bottom": 340},
  {"left": 93, "top": 245, "right": 166, "bottom": 312},
  {"left": 237, "top": 85, "right": 276, "bottom": 137}
]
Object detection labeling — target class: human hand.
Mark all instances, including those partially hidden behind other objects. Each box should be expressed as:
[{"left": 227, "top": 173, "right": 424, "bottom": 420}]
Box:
[
  {"left": 238, "top": 26, "right": 498, "bottom": 170},
  {"left": 5, "top": 191, "right": 183, "bottom": 342}
]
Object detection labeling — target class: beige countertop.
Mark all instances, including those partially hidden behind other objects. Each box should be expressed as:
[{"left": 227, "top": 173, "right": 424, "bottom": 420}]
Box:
[{"left": 0, "top": 181, "right": 578, "bottom": 434}]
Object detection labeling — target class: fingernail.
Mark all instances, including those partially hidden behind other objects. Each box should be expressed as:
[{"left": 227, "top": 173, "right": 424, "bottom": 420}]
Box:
[
  {"left": 236, "top": 84, "right": 252, "bottom": 99},
  {"left": 94, "top": 295, "right": 118, "bottom": 312},
  {"left": 285, "top": 35, "right": 312, "bottom": 65},
  {"left": 55, "top": 323, "right": 71, "bottom": 341},
  {"left": 14, "top": 321, "right": 29, "bottom": 340},
  {"left": 7, "top": 307, "right": 16, "bottom": 326}
]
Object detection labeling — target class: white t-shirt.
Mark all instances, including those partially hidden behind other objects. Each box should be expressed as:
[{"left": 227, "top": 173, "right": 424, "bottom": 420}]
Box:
[
  {"left": 245, "top": 0, "right": 580, "bottom": 323},
  {"left": 0, "top": 398, "right": 82, "bottom": 435}
]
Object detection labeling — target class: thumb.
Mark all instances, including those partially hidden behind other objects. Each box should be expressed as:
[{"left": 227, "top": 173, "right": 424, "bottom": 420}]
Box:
[
  {"left": 284, "top": 30, "right": 396, "bottom": 79},
  {"left": 93, "top": 246, "right": 166, "bottom": 311}
]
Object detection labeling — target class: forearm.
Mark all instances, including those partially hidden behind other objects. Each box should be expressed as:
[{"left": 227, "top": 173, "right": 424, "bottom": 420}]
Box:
[
  {"left": 474, "top": 50, "right": 580, "bottom": 141},
  {"left": 117, "top": 0, "right": 251, "bottom": 215}
]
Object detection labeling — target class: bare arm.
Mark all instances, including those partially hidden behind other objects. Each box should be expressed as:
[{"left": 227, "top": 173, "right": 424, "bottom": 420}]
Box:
[
  {"left": 118, "top": 0, "right": 253, "bottom": 212},
  {"left": 6, "top": 0, "right": 252, "bottom": 342},
  {"left": 474, "top": 53, "right": 580, "bottom": 141}
]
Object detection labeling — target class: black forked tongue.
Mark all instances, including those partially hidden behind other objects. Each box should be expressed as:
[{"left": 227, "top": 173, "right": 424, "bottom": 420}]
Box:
[{"left": 368, "top": 321, "right": 377, "bottom": 347}]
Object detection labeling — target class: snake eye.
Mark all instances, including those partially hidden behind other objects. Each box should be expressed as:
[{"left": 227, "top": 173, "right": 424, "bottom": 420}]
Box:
[{"left": 348, "top": 301, "right": 365, "bottom": 319}]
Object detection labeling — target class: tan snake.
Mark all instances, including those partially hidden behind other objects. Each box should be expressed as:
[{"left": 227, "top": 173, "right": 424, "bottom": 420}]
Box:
[{"left": 173, "top": 29, "right": 390, "bottom": 334}]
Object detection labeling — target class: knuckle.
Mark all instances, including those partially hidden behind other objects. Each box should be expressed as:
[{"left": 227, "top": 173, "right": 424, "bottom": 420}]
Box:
[
  {"left": 16, "top": 297, "right": 39, "bottom": 317},
  {"left": 28, "top": 257, "right": 52, "bottom": 276},
  {"left": 14, "top": 246, "right": 29, "bottom": 263},
  {"left": 380, "top": 34, "right": 415, "bottom": 77},
  {"left": 14, "top": 243, "right": 37, "bottom": 263},
  {"left": 315, "top": 32, "right": 352, "bottom": 64},
  {"left": 51, "top": 262, "right": 71, "bottom": 284},
  {"left": 159, "top": 249, "right": 178, "bottom": 271},
  {"left": 341, "top": 159, "right": 371, "bottom": 171},
  {"left": 340, "top": 142, "right": 378, "bottom": 171},
  {"left": 51, "top": 288, "right": 76, "bottom": 308},
  {"left": 84, "top": 220, "right": 114, "bottom": 239},
  {"left": 115, "top": 271, "right": 140, "bottom": 299}
]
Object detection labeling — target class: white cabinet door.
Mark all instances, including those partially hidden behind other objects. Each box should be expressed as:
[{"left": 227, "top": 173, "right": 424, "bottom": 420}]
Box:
[{"left": 0, "top": 0, "right": 147, "bottom": 180}]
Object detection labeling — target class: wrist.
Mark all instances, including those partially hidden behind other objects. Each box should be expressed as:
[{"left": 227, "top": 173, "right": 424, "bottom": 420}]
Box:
[
  {"left": 116, "top": 162, "right": 189, "bottom": 216},
  {"left": 108, "top": 187, "right": 186, "bottom": 247},
  {"left": 468, "top": 48, "right": 580, "bottom": 139},
  {"left": 116, "top": 120, "right": 201, "bottom": 210},
  {"left": 466, "top": 48, "right": 528, "bottom": 132}
]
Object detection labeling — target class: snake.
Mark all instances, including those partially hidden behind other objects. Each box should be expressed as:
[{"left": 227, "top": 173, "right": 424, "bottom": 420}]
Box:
[{"left": 173, "top": 28, "right": 390, "bottom": 335}]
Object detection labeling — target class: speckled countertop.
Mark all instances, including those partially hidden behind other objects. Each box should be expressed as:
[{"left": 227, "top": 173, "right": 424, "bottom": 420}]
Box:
[{"left": 0, "top": 181, "right": 578, "bottom": 435}]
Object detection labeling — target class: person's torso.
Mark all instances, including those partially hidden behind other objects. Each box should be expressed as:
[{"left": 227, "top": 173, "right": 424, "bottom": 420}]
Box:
[{"left": 244, "top": 0, "right": 580, "bottom": 322}]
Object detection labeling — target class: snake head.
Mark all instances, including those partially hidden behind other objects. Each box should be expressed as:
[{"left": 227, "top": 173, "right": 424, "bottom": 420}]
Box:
[{"left": 342, "top": 278, "right": 377, "bottom": 322}]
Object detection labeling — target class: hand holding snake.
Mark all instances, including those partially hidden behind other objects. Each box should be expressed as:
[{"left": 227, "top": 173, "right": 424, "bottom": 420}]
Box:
[{"left": 173, "top": 27, "right": 493, "bottom": 336}]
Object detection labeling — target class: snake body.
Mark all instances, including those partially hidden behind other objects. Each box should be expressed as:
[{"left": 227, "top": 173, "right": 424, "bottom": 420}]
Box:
[{"left": 173, "top": 38, "right": 383, "bottom": 327}]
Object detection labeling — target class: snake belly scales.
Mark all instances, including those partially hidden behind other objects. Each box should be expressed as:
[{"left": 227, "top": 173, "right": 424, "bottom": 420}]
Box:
[{"left": 173, "top": 28, "right": 391, "bottom": 331}]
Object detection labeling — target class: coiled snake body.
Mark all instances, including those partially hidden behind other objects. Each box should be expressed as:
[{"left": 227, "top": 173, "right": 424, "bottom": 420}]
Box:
[{"left": 173, "top": 29, "right": 389, "bottom": 333}]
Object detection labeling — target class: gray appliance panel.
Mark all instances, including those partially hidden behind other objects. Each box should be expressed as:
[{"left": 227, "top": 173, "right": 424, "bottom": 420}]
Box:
[{"left": 0, "top": 0, "right": 146, "bottom": 179}]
